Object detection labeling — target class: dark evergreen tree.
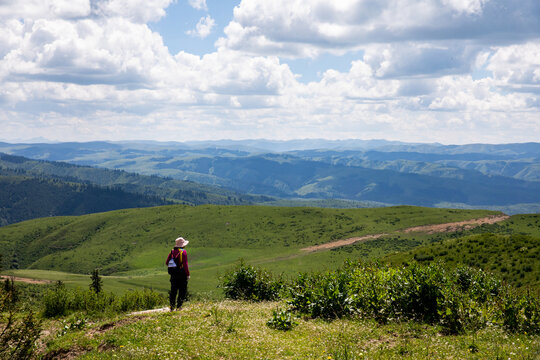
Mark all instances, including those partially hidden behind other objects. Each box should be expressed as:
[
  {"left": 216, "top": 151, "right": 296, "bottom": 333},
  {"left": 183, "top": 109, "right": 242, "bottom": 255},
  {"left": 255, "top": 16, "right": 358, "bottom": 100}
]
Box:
[{"left": 90, "top": 268, "right": 103, "bottom": 294}]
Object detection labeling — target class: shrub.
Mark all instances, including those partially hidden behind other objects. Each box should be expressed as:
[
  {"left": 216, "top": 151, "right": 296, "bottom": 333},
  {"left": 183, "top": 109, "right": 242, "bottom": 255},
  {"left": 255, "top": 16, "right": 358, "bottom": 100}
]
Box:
[
  {"left": 0, "top": 279, "right": 42, "bottom": 360},
  {"left": 266, "top": 307, "right": 298, "bottom": 331},
  {"left": 499, "top": 290, "right": 540, "bottom": 334},
  {"left": 287, "top": 261, "right": 539, "bottom": 335},
  {"left": 70, "top": 288, "right": 116, "bottom": 314},
  {"left": 221, "top": 260, "right": 285, "bottom": 301},
  {"left": 43, "top": 281, "right": 70, "bottom": 318},
  {"left": 42, "top": 283, "right": 166, "bottom": 318},
  {"left": 289, "top": 268, "right": 355, "bottom": 319},
  {"left": 116, "top": 288, "right": 166, "bottom": 312}
]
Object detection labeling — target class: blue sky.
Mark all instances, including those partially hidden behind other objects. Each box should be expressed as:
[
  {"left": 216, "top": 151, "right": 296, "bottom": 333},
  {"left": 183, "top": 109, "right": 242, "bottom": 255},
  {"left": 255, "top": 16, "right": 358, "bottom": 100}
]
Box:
[{"left": 0, "top": 0, "right": 539, "bottom": 144}]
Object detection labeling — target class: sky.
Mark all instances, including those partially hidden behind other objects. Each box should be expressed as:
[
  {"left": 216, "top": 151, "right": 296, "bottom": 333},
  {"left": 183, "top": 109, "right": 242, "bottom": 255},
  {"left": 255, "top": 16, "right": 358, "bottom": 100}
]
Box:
[{"left": 0, "top": 0, "right": 539, "bottom": 144}]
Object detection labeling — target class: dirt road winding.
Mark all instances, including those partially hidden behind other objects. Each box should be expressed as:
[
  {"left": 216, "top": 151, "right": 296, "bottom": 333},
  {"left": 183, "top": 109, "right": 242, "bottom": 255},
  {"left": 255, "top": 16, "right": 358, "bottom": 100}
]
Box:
[{"left": 301, "top": 214, "right": 509, "bottom": 252}]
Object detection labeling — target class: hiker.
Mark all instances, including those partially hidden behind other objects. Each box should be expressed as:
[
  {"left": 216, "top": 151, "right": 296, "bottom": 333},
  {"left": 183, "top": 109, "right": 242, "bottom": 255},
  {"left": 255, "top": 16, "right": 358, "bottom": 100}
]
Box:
[{"left": 166, "top": 236, "right": 190, "bottom": 310}]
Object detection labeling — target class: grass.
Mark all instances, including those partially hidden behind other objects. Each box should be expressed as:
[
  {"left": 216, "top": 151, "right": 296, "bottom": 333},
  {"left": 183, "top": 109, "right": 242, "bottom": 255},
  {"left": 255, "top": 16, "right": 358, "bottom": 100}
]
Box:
[
  {"left": 42, "top": 300, "right": 540, "bottom": 359},
  {"left": 1, "top": 205, "right": 537, "bottom": 360},
  {"left": 3, "top": 208, "right": 539, "bottom": 296},
  {"left": 0, "top": 205, "right": 502, "bottom": 295},
  {"left": 384, "top": 232, "right": 540, "bottom": 291}
]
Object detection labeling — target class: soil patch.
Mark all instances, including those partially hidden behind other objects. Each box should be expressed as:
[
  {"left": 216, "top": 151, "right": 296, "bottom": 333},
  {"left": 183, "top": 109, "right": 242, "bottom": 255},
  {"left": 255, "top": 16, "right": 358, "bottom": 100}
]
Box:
[
  {"left": 42, "top": 346, "right": 91, "bottom": 360},
  {"left": 400, "top": 214, "right": 509, "bottom": 234},
  {"left": 302, "top": 234, "right": 387, "bottom": 252},
  {"left": 0, "top": 275, "right": 52, "bottom": 284},
  {"left": 301, "top": 215, "right": 509, "bottom": 252}
]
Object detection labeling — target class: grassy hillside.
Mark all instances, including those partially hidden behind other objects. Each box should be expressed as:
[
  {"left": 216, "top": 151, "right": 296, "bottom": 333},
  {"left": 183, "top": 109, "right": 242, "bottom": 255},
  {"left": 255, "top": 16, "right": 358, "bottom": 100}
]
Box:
[
  {"left": 384, "top": 214, "right": 540, "bottom": 291},
  {"left": 0, "top": 205, "right": 502, "bottom": 296},
  {"left": 40, "top": 301, "right": 537, "bottom": 360}
]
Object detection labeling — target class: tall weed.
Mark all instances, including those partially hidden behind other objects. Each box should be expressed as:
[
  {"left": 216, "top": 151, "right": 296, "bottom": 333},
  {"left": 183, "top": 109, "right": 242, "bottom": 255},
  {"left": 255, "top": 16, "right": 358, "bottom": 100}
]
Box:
[{"left": 221, "top": 260, "right": 285, "bottom": 301}]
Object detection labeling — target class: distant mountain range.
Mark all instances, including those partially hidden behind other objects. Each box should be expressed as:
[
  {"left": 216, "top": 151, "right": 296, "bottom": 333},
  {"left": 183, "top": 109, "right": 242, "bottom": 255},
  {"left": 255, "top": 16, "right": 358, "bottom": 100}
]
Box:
[
  {"left": 0, "top": 153, "right": 272, "bottom": 225},
  {"left": 0, "top": 169, "right": 171, "bottom": 226},
  {"left": 0, "top": 140, "right": 538, "bottom": 220}
]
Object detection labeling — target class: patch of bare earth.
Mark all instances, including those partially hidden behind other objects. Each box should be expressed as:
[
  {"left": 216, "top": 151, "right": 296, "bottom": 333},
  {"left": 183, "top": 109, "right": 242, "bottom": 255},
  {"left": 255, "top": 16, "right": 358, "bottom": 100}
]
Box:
[
  {"left": 42, "top": 346, "right": 90, "bottom": 360},
  {"left": 301, "top": 215, "right": 509, "bottom": 252},
  {"left": 0, "top": 275, "right": 52, "bottom": 284},
  {"left": 302, "top": 234, "right": 388, "bottom": 252},
  {"left": 401, "top": 214, "right": 509, "bottom": 234}
]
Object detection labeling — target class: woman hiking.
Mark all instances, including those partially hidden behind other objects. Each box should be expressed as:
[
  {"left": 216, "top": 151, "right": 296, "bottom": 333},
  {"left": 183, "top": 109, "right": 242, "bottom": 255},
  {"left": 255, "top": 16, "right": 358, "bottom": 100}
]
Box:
[{"left": 165, "top": 236, "right": 190, "bottom": 311}]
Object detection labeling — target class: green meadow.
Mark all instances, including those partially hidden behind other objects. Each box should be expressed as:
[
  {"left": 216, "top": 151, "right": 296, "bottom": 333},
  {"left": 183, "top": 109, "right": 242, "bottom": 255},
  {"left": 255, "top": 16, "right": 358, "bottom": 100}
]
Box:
[
  {"left": 0, "top": 205, "right": 506, "bottom": 296},
  {"left": 2, "top": 205, "right": 539, "bottom": 359},
  {"left": 2, "top": 204, "right": 539, "bottom": 297}
]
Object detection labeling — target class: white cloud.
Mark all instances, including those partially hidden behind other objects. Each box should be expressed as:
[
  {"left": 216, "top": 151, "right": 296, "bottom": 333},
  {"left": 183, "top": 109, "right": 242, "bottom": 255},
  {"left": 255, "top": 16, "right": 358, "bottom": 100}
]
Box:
[
  {"left": 0, "top": 0, "right": 173, "bottom": 23},
  {"left": 97, "top": 0, "right": 174, "bottom": 23},
  {"left": 442, "top": 0, "right": 489, "bottom": 15},
  {"left": 487, "top": 42, "right": 540, "bottom": 87},
  {"left": 186, "top": 15, "right": 216, "bottom": 39},
  {"left": 217, "top": 0, "right": 540, "bottom": 57},
  {"left": 0, "top": 0, "right": 538, "bottom": 144},
  {"left": 0, "top": 0, "right": 91, "bottom": 20},
  {"left": 188, "top": 0, "right": 208, "bottom": 11}
]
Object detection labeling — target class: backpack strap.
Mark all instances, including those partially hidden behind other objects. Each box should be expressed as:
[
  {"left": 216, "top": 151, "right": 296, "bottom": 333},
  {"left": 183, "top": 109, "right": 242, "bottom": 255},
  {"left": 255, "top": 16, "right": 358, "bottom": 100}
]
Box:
[{"left": 171, "top": 248, "right": 183, "bottom": 268}]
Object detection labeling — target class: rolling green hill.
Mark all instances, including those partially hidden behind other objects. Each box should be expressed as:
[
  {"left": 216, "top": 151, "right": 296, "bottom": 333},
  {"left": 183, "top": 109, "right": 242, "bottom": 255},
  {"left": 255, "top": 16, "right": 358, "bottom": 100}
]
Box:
[
  {"left": 0, "top": 205, "right": 510, "bottom": 296},
  {"left": 384, "top": 214, "right": 540, "bottom": 291}
]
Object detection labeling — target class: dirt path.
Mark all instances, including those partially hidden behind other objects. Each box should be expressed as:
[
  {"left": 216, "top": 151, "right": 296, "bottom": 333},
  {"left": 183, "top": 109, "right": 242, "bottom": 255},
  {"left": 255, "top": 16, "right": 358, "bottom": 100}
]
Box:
[
  {"left": 129, "top": 307, "right": 170, "bottom": 315},
  {"left": 301, "top": 214, "right": 509, "bottom": 252},
  {"left": 400, "top": 214, "right": 509, "bottom": 234},
  {"left": 301, "top": 234, "right": 388, "bottom": 253},
  {"left": 0, "top": 275, "right": 52, "bottom": 284}
]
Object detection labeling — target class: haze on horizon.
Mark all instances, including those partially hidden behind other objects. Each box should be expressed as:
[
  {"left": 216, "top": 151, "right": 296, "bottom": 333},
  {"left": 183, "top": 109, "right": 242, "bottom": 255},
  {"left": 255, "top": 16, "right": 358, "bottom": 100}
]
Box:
[{"left": 0, "top": 0, "right": 539, "bottom": 145}]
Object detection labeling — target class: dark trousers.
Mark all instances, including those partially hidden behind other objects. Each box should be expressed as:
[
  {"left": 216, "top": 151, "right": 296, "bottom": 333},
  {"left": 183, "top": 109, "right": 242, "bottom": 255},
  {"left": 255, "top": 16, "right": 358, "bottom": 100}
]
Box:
[{"left": 169, "top": 270, "right": 188, "bottom": 309}]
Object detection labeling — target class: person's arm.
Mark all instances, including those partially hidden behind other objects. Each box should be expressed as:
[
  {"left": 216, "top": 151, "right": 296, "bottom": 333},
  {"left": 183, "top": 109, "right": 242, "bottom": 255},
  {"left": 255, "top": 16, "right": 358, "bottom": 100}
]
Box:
[
  {"left": 183, "top": 250, "right": 190, "bottom": 278},
  {"left": 165, "top": 251, "right": 172, "bottom": 265}
]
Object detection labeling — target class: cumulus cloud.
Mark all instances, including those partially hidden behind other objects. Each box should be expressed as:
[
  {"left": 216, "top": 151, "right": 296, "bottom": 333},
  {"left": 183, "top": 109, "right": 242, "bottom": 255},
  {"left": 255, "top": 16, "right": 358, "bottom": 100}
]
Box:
[
  {"left": 0, "top": 0, "right": 173, "bottom": 23},
  {"left": 188, "top": 0, "right": 208, "bottom": 11},
  {"left": 217, "top": 0, "right": 540, "bottom": 57},
  {"left": 97, "top": 0, "right": 174, "bottom": 23},
  {"left": 0, "top": 17, "right": 173, "bottom": 88},
  {"left": 0, "top": 0, "right": 538, "bottom": 144},
  {"left": 487, "top": 42, "right": 540, "bottom": 88},
  {"left": 362, "top": 43, "right": 481, "bottom": 78},
  {"left": 186, "top": 15, "right": 216, "bottom": 39}
]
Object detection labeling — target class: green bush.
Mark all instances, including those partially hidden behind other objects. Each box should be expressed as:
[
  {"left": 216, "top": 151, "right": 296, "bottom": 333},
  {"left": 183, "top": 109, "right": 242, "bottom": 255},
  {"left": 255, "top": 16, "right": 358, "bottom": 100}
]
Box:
[
  {"left": 42, "top": 284, "right": 166, "bottom": 318},
  {"left": 71, "top": 288, "right": 116, "bottom": 314},
  {"left": 266, "top": 307, "right": 298, "bottom": 331},
  {"left": 0, "top": 279, "right": 42, "bottom": 360},
  {"left": 221, "top": 260, "right": 285, "bottom": 301},
  {"left": 500, "top": 290, "right": 539, "bottom": 334},
  {"left": 287, "top": 261, "right": 539, "bottom": 335},
  {"left": 116, "top": 288, "right": 166, "bottom": 312},
  {"left": 289, "top": 270, "right": 354, "bottom": 319},
  {"left": 43, "top": 281, "right": 70, "bottom": 318}
]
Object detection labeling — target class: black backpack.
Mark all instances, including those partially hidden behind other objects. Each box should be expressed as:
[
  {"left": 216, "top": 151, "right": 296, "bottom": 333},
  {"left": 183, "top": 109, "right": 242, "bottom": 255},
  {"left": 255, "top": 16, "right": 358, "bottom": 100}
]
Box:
[{"left": 167, "top": 249, "right": 183, "bottom": 275}]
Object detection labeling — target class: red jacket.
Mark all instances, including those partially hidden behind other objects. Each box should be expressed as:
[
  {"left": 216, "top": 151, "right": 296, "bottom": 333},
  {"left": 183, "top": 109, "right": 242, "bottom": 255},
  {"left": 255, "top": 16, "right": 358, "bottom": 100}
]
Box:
[{"left": 165, "top": 248, "right": 190, "bottom": 277}]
